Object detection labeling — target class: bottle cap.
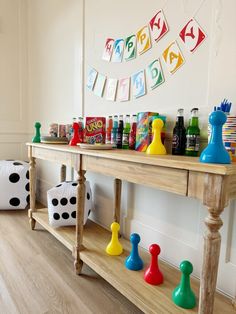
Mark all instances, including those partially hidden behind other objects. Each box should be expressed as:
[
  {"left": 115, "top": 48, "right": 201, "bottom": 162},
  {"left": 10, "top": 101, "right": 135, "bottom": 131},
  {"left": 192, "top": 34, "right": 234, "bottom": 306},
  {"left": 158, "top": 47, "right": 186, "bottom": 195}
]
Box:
[{"left": 177, "top": 108, "right": 184, "bottom": 116}]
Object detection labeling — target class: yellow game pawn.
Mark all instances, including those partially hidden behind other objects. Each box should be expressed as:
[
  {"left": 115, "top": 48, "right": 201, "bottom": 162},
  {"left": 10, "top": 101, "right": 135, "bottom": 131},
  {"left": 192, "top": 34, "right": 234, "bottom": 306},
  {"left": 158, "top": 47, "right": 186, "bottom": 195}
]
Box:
[
  {"left": 106, "top": 222, "right": 123, "bottom": 256},
  {"left": 146, "top": 118, "right": 167, "bottom": 155}
]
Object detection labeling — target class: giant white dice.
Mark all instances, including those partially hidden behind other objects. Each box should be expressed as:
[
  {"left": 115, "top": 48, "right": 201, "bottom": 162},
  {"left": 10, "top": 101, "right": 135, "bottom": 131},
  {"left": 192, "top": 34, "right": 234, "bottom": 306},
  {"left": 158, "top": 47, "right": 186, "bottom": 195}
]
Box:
[
  {"left": 0, "top": 160, "right": 29, "bottom": 210},
  {"left": 47, "top": 181, "right": 93, "bottom": 227}
]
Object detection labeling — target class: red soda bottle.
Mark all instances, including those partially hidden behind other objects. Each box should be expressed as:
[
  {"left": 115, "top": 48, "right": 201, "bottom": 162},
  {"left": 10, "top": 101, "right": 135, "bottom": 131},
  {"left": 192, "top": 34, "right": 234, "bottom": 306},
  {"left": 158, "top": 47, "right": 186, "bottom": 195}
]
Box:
[{"left": 106, "top": 116, "right": 113, "bottom": 144}]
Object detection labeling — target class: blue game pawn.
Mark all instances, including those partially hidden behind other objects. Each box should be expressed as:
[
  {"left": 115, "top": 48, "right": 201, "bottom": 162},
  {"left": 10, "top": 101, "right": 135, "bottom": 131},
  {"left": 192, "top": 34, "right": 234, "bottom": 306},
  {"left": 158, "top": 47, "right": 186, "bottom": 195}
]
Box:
[
  {"left": 125, "top": 233, "right": 143, "bottom": 271},
  {"left": 200, "top": 110, "right": 230, "bottom": 164}
]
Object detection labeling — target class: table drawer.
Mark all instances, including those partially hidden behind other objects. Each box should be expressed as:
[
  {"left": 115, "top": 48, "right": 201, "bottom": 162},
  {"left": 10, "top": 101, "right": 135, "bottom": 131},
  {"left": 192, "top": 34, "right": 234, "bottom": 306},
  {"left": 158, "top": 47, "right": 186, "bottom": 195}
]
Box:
[{"left": 83, "top": 156, "right": 188, "bottom": 196}]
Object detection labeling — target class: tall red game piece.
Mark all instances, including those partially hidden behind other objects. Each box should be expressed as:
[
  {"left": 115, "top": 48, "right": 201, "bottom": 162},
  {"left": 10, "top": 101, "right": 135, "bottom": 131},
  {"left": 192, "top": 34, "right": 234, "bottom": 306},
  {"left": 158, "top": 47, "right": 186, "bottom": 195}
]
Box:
[
  {"left": 144, "top": 244, "right": 163, "bottom": 285},
  {"left": 69, "top": 122, "right": 80, "bottom": 146}
]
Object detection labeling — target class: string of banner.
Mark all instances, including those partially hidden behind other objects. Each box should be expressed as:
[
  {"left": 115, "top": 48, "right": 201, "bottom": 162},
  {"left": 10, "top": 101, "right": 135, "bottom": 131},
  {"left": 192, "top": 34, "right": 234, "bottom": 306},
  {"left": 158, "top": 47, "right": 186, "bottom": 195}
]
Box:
[{"left": 86, "top": 7, "right": 207, "bottom": 102}]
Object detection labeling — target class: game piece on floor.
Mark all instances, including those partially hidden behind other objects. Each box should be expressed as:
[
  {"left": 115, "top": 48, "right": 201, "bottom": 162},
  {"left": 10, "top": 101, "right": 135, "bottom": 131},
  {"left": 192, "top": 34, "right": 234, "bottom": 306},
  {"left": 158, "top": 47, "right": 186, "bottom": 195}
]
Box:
[
  {"left": 144, "top": 244, "right": 163, "bottom": 285},
  {"left": 106, "top": 222, "right": 123, "bottom": 256},
  {"left": 172, "top": 260, "right": 196, "bottom": 309},
  {"left": 125, "top": 233, "right": 143, "bottom": 271},
  {"left": 200, "top": 110, "right": 230, "bottom": 164},
  {"left": 146, "top": 119, "right": 167, "bottom": 155},
  {"left": 69, "top": 122, "right": 80, "bottom": 146},
  {"left": 32, "top": 122, "right": 41, "bottom": 143}
]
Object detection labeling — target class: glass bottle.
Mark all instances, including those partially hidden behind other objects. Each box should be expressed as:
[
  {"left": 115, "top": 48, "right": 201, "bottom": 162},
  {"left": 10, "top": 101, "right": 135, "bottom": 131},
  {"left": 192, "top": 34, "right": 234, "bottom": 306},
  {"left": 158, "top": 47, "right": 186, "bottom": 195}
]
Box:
[
  {"left": 78, "top": 117, "right": 84, "bottom": 143},
  {"left": 116, "top": 115, "right": 124, "bottom": 149},
  {"left": 172, "top": 109, "right": 186, "bottom": 155},
  {"left": 111, "top": 115, "right": 118, "bottom": 147},
  {"left": 185, "top": 108, "right": 200, "bottom": 157},
  {"left": 129, "top": 114, "right": 137, "bottom": 150},
  {"left": 106, "top": 115, "right": 113, "bottom": 144},
  {"left": 122, "top": 115, "right": 131, "bottom": 149}
]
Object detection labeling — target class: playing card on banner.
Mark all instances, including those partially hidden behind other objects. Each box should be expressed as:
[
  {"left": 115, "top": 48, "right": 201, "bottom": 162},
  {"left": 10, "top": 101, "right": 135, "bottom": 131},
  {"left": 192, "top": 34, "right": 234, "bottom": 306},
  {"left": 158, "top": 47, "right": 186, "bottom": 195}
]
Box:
[
  {"left": 137, "top": 26, "right": 151, "bottom": 55},
  {"left": 149, "top": 10, "right": 168, "bottom": 42},
  {"left": 162, "top": 41, "right": 185, "bottom": 74},
  {"left": 102, "top": 38, "right": 114, "bottom": 61},
  {"left": 132, "top": 70, "right": 146, "bottom": 98},
  {"left": 117, "top": 78, "right": 130, "bottom": 102},
  {"left": 179, "top": 18, "right": 206, "bottom": 53},
  {"left": 106, "top": 78, "right": 118, "bottom": 101},
  {"left": 86, "top": 67, "right": 98, "bottom": 91},
  {"left": 124, "top": 35, "right": 136, "bottom": 61},
  {"left": 147, "top": 59, "right": 164, "bottom": 89},
  {"left": 94, "top": 74, "right": 106, "bottom": 97},
  {"left": 112, "top": 39, "right": 124, "bottom": 62}
]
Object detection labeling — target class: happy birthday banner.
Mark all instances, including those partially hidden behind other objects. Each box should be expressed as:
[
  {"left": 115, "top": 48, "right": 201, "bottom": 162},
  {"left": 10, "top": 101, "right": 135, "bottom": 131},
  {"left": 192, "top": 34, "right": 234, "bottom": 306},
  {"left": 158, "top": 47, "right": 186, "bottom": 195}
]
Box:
[
  {"left": 87, "top": 18, "right": 207, "bottom": 101},
  {"left": 102, "top": 9, "right": 168, "bottom": 62}
]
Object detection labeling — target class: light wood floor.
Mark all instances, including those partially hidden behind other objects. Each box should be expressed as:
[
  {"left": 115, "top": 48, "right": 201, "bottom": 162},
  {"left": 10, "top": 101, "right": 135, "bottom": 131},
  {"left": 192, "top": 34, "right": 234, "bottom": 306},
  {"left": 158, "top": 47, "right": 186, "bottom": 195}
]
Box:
[{"left": 0, "top": 210, "right": 142, "bottom": 314}]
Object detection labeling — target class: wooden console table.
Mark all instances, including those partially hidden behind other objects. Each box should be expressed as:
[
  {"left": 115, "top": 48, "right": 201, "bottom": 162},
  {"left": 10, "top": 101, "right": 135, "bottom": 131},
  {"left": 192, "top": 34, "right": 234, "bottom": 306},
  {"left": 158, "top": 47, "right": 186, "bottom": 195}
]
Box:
[{"left": 27, "top": 143, "right": 236, "bottom": 314}]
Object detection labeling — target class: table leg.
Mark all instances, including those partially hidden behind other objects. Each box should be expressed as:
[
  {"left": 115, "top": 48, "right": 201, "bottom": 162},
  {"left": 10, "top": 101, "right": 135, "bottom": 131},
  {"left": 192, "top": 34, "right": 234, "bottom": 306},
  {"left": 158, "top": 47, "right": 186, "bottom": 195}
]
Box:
[
  {"left": 232, "top": 297, "right": 236, "bottom": 310},
  {"left": 28, "top": 147, "right": 36, "bottom": 230},
  {"left": 114, "top": 178, "right": 122, "bottom": 224},
  {"left": 60, "top": 164, "right": 66, "bottom": 182},
  {"left": 199, "top": 174, "right": 229, "bottom": 314},
  {"left": 74, "top": 169, "right": 86, "bottom": 275}
]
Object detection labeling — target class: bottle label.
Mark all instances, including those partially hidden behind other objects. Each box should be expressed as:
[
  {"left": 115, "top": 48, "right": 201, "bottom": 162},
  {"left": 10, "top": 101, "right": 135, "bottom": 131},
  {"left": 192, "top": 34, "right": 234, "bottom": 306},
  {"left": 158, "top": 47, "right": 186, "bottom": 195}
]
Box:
[
  {"left": 116, "top": 131, "right": 123, "bottom": 147},
  {"left": 106, "top": 130, "right": 111, "bottom": 144},
  {"left": 122, "top": 133, "right": 129, "bottom": 146},
  {"left": 172, "top": 134, "right": 179, "bottom": 149},
  {"left": 111, "top": 131, "right": 117, "bottom": 145},
  {"left": 129, "top": 133, "right": 136, "bottom": 149},
  {"left": 186, "top": 135, "right": 200, "bottom": 151}
]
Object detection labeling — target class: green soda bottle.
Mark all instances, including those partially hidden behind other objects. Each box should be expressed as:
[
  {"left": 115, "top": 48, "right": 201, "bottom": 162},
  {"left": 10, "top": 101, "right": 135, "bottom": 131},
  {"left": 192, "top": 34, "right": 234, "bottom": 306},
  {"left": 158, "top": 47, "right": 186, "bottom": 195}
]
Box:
[
  {"left": 122, "top": 115, "right": 131, "bottom": 149},
  {"left": 185, "top": 108, "right": 200, "bottom": 157}
]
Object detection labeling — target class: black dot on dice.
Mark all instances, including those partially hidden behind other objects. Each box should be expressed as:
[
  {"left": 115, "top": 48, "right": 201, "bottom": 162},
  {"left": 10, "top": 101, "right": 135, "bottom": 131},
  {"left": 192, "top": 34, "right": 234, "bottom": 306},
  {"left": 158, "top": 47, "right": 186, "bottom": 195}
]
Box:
[
  {"left": 9, "top": 173, "right": 20, "bottom": 183},
  {"left": 53, "top": 213, "right": 60, "bottom": 220},
  {"left": 56, "top": 184, "right": 62, "bottom": 188},
  {"left": 71, "top": 211, "right": 76, "bottom": 218},
  {"left": 26, "top": 170, "right": 29, "bottom": 179},
  {"left": 60, "top": 198, "right": 68, "bottom": 206},
  {"left": 26, "top": 194, "right": 30, "bottom": 204},
  {"left": 62, "top": 212, "right": 69, "bottom": 219},
  {"left": 9, "top": 198, "right": 20, "bottom": 206},
  {"left": 72, "top": 183, "right": 78, "bottom": 186},
  {"left": 13, "top": 162, "right": 23, "bottom": 166},
  {"left": 87, "top": 193, "right": 90, "bottom": 200},
  {"left": 88, "top": 210, "right": 91, "bottom": 216},
  {"left": 70, "top": 197, "right": 76, "bottom": 205},
  {"left": 25, "top": 183, "right": 29, "bottom": 192},
  {"left": 52, "top": 198, "right": 58, "bottom": 206}
]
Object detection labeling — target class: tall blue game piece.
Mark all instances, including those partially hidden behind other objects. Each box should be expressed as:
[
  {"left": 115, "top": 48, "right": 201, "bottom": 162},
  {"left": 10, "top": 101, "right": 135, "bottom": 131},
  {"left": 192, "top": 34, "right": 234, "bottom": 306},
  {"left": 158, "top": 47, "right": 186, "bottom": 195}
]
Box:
[
  {"left": 200, "top": 110, "right": 231, "bottom": 164},
  {"left": 125, "top": 233, "right": 143, "bottom": 271}
]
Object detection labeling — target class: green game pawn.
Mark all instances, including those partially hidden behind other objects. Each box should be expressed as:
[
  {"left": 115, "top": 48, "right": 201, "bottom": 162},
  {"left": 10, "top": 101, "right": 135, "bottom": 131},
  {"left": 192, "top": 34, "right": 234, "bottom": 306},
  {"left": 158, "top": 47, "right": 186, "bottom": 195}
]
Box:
[
  {"left": 172, "top": 260, "right": 196, "bottom": 309},
  {"left": 32, "top": 122, "right": 41, "bottom": 143}
]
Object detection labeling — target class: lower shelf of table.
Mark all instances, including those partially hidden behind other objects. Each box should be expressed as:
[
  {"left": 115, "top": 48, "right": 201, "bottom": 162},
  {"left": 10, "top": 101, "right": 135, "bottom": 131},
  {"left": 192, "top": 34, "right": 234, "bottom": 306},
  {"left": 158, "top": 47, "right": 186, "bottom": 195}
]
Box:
[{"left": 32, "top": 208, "right": 235, "bottom": 314}]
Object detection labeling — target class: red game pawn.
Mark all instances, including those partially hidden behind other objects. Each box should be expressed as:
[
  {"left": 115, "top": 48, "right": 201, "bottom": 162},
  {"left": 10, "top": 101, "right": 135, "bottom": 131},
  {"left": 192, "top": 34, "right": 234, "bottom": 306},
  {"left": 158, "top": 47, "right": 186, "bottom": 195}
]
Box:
[
  {"left": 69, "top": 122, "right": 80, "bottom": 146},
  {"left": 144, "top": 244, "right": 163, "bottom": 285}
]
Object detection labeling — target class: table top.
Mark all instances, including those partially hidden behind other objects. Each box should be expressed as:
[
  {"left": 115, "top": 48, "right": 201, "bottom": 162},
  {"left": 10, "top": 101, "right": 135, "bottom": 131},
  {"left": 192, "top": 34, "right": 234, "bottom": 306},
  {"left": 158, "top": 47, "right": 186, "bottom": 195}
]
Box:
[{"left": 27, "top": 143, "right": 236, "bottom": 175}]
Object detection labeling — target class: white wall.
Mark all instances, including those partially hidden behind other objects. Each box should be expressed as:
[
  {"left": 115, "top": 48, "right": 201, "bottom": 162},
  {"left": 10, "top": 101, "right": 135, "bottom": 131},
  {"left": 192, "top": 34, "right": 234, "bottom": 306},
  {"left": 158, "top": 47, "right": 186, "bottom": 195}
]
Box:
[
  {"left": 2, "top": 0, "right": 235, "bottom": 298},
  {"left": 0, "top": 0, "right": 29, "bottom": 160},
  {"left": 27, "top": 0, "right": 83, "bottom": 192}
]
